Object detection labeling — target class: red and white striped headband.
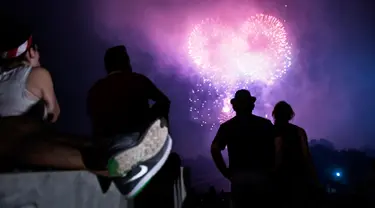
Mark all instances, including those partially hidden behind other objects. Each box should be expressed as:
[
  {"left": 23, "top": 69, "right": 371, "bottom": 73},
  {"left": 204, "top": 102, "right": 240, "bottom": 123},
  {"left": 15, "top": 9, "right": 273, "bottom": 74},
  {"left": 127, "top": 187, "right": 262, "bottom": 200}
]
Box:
[{"left": 1, "top": 36, "right": 33, "bottom": 59}]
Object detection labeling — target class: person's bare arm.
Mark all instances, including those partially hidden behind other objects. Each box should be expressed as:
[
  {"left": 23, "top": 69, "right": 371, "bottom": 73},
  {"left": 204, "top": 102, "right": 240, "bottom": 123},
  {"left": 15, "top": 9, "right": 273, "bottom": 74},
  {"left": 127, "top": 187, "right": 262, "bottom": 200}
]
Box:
[
  {"left": 299, "top": 128, "right": 312, "bottom": 163},
  {"left": 298, "top": 128, "right": 319, "bottom": 181},
  {"left": 211, "top": 142, "right": 230, "bottom": 180},
  {"left": 211, "top": 125, "right": 230, "bottom": 180},
  {"left": 27, "top": 67, "right": 60, "bottom": 122},
  {"left": 145, "top": 76, "right": 170, "bottom": 107}
]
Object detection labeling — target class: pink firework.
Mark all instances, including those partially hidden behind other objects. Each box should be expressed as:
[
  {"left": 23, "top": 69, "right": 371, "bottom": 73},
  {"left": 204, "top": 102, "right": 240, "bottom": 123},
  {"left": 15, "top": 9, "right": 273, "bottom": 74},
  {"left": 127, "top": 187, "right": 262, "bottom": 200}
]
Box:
[
  {"left": 188, "top": 14, "right": 291, "bottom": 126},
  {"left": 217, "top": 95, "right": 236, "bottom": 123}
]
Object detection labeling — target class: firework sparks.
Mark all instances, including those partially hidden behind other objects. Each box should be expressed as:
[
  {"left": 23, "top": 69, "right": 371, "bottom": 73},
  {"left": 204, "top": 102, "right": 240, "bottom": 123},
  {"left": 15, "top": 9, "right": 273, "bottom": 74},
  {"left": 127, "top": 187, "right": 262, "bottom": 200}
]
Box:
[
  {"left": 218, "top": 95, "right": 236, "bottom": 123},
  {"left": 188, "top": 14, "right": 292, "bottom": 128}
]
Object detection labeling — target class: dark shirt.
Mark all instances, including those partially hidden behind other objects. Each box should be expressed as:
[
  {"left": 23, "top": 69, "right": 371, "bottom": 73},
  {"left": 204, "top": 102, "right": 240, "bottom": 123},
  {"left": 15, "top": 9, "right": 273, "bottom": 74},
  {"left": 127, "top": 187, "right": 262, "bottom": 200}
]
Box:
[
  {"left": 87, "top": 71, "right": 170, "bottom": 137},
  {"left": 213, "top": 114, "right": 275, "bottom": 173}
]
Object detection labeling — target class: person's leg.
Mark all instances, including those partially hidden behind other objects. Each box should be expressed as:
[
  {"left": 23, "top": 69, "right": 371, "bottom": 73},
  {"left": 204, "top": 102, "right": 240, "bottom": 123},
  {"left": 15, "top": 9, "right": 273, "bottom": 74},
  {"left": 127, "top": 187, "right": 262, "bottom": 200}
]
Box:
[
  {"left": 0, "top": 116, "right": 108, "bottom": 175},
  {"left": 108, "top": 118, "right": 171, "bottom": 177},
  {"left": 109, "top": 119, "right": 172, "bottom": 199},
  {"left": 17, "top": 137, "right": 88, "bottom": 170},
  {"left": 0, "top": 116, "right": 42, "bottom": 156},
  {"left": 231, "top": 171, "right": 273, "bottom": 208},
  {"left": 231, "top": 182, "right": 251, "bottom": 208},
  {"left": 112, "top": 137, "right": 172, "bottom": 198},
  {"left": 17, "top": 135, "right": 110, "bottom": 177}
]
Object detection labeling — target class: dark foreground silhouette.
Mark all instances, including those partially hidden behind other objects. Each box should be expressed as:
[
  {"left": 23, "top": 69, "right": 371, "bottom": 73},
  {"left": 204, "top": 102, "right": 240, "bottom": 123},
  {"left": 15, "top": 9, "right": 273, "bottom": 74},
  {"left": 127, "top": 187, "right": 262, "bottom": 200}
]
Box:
[
  {"left": 272, "top": 101, "right": 321, "bottom": 208},
  {"left": 210, "top": 90, "right": 324, "bottom": 208},
  {"left": 211, "top": 89, "right": 275, "bottom": 208},
  {"left": 87, "top": 45, "right": 172, "bottom": 197},
  {"left": 1, "top": 15, "right": 375, "bottom": 208},
  {"left": 0, "top": 17, "right": 173, "bottom": 199}
]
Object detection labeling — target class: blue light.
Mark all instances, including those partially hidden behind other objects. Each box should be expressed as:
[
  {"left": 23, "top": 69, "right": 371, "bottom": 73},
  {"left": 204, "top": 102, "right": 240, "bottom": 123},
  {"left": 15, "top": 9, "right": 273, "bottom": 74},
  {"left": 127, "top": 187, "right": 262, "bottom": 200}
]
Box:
[{"left": 335, "top": 172, "right": 341, "bottom": 177}]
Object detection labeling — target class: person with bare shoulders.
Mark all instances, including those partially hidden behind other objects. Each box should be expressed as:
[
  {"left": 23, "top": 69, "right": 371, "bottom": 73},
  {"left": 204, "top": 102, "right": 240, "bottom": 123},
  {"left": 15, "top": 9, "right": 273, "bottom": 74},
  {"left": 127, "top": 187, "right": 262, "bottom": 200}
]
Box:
[
  {"left": 87, "top": 45, "right": 172, "bottom": 198},
  {"left": 0, "top": 18, "right": 106, "bottom": 174},
  {"left": 272, "top": 101, "right": 319, "bottom": 208},
  {"left": 210, "top": 89, "right": 275, "bottom": 208}
]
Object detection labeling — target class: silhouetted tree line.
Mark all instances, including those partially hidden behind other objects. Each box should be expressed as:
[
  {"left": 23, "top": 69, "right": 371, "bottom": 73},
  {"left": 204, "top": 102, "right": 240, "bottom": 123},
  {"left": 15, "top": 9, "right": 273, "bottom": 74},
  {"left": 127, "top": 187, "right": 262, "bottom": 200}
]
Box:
[
  {"left": 182, "top": 139, "right": 375, "bottom": 208},
  {"left": 309, "top": 139, "right": 373, "bottom": 190}
]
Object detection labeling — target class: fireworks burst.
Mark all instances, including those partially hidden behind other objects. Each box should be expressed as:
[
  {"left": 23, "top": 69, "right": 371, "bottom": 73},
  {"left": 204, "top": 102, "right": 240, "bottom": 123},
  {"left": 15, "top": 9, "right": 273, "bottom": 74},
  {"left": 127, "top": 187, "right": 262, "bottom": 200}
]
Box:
[{"left": 188, "top": 14, "right": 292, "bottom": 128}]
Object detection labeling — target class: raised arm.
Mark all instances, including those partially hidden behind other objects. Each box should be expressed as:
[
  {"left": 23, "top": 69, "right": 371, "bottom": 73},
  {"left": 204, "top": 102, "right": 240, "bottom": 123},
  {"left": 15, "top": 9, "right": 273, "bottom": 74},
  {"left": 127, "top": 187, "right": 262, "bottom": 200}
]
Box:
[{"left": 142, "top": 75, "right": 171, "bottom": 121}]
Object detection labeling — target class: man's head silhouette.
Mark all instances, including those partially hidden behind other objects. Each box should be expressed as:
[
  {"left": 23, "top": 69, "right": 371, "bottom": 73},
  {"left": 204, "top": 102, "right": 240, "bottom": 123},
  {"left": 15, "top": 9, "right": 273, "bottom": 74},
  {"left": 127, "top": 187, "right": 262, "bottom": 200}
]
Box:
[
  {"left": 230, "top": 89, "right": 256, "bottom": 114},
  {"left": 272, "top": 101, "right": 295, "bottom": 123},
  {"left": 104, "top": 45, "right": 132, "bottom": 74}
]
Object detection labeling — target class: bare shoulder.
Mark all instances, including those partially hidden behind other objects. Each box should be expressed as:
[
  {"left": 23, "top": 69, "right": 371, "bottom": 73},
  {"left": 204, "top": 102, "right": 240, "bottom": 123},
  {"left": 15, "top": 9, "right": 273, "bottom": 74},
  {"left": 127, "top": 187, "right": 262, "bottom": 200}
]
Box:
[
  {"left": 27, "top": 67, "right": 53, "bottom": 88},
  {"left": 292, "top": 124, "right": 307, "bottom": 136},
  {"left": 132, "top": 72, "right": 153, "bottom": 83},
  {"left": 221, "top": 117, "right": 235, "bottom": 128},
  {"left": 253, "top": 115, "right": 273, "bottom": 125},
  {"left": 26, "top": 67, "right": 53, "bottom": 98},
  {"left": 132, "top": 72, "right": 146, "bottom": 79},
  {"left": 28, "top": 67, "right": 51, "bottom": 80}
]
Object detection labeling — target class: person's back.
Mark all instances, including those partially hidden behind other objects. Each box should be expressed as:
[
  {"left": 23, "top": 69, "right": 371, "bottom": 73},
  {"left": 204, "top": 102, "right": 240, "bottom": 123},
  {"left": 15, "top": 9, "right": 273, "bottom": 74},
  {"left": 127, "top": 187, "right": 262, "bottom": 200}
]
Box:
[
  {"left": 272, "top": 101, "right": 319, "bottom": 208},
  {"left": 221, "top": 114, "right": 274, "bottom": 173},
  {"left": 87, "top": 45, "right": 172, "bottom": 198},
  {"left": 88, "top": 72, "right": 158, "bottom": 137},
  {"left": 0, "top": 65, "right": 39, "bottom": 117},
  {"left": 88, "top": 46, "right": 170, "bottom": 138},
  {"left": 0, "top": 18, "right": 54, "bottom": 120},
  {"left": 272, "top": 101, "right": 313, "bottom": 178},
  {"left": 211, "top": 89, "right": 274, "bottom": 208},
  {"left": 274, "top": 123, "right": 306, "bottom": 175}
]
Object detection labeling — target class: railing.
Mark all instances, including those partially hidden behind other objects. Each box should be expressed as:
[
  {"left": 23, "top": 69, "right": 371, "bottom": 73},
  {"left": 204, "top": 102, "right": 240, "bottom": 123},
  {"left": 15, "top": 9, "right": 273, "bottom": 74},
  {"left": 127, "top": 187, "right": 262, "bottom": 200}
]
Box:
[{"left": 134, "top": 153, "right": 188, "bottom": 208}]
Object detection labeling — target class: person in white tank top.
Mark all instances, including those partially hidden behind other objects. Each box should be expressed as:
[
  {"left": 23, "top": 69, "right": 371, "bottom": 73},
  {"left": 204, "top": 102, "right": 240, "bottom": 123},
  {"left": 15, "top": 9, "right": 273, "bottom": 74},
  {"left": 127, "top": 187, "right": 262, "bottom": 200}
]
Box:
[
  {"left": 0, "top": 65, "right": 42, "bottom": 117},
  {"left": 0, "top": 18, "right": 108, "bottom": 176}
]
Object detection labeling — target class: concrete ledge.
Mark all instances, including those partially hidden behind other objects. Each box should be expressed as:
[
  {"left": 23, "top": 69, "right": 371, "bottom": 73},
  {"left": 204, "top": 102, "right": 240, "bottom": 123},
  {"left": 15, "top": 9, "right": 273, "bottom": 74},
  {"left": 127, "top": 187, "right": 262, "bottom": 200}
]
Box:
[{"left": 0, "top": 171, "right": 130, "bottom": 208}]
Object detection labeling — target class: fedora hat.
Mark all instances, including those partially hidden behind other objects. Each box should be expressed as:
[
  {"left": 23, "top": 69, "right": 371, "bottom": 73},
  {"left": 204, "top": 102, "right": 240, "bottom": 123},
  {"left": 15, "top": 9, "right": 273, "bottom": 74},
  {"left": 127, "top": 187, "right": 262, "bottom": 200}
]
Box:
[{"left": 230, "top": 89, "right": 256, "bottom": 105}]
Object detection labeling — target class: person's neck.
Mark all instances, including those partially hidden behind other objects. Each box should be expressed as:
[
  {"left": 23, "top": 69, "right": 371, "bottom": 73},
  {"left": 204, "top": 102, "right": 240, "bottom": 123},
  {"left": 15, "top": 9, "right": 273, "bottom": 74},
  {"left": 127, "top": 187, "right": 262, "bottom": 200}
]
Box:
[
  {"left": 108, "top": 68, "right": 132, "bottom": 75},
  {"left": 108, "top": 70, "right": 128, "bottom": 76},
  {"left": 236, "top": 111, "right": 253, "bottom": 117}
]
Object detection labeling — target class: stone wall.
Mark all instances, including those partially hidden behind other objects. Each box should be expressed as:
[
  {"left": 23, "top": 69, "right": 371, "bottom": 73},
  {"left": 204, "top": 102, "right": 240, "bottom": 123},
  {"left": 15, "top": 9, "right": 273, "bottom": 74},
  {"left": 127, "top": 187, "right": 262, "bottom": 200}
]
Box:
[
  {"left": 0, "top": 154, "right": 188, "bottom": 208},
  {"left": 0, "top": 171, "right": 131, "bottom": 208}
]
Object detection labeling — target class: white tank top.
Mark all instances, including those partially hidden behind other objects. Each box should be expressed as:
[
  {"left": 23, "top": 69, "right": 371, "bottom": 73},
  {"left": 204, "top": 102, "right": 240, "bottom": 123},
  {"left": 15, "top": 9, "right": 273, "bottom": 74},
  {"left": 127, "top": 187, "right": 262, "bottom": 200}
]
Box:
[{"left": 0, "top": 65, "right": 39, "bottom": 117}]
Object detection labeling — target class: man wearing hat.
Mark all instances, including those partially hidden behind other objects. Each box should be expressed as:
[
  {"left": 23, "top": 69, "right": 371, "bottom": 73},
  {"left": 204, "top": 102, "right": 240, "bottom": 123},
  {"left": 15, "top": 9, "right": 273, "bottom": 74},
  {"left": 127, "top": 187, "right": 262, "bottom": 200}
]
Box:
[{"left": 211, "top": 89, "right": 275, "bottom": 208}]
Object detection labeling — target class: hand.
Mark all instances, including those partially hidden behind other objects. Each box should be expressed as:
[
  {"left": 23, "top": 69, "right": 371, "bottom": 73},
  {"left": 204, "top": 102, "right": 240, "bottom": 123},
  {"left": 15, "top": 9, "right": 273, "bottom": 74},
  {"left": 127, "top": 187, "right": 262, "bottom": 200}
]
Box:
[
  {"left": 46, "top": 113, "right": 54, "bottom": 123},
  {"left": 160, "top": 117, "right": 168, "bottom": 128},
  {"left": 223, "top": 169, "right": 232, "bottom": 182}
]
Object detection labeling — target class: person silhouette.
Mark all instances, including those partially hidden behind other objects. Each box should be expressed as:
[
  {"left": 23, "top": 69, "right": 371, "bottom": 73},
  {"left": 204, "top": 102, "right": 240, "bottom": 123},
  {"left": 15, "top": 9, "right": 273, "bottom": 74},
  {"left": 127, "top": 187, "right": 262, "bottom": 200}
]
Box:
[
  {"left": 210, "top": 89, "right": 275, "bottom": 208},
  {"left": 272, "top": 101, "right": 319, "bottom": 208},
  {"left": 87, "top": 45, "right": 172, "bottom": 198}
]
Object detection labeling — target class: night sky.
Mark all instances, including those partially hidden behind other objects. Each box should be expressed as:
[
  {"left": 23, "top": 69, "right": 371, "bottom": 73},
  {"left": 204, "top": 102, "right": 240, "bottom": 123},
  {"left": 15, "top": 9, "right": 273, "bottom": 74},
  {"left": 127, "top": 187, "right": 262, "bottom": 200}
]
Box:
[{"left": 1, "top": 0, "right": 375, "bottom": 159}]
